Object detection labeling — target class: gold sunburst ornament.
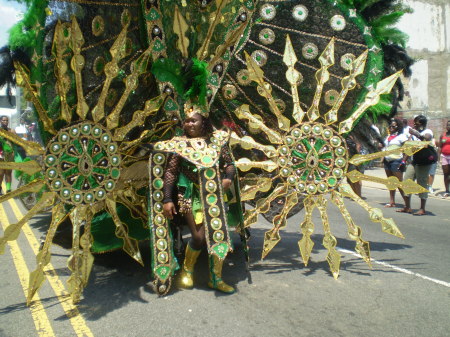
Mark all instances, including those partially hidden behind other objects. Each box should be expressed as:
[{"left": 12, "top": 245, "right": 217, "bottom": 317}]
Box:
[
  {"left": 0, "top": 17, "right": 173, "bottom": 304},
  {"left": 231, "top": 35, "right": 429, "bottom": 279}
]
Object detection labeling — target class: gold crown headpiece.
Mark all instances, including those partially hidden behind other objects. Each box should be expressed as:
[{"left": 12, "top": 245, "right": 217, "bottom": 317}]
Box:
[{"left": 183, "top": 101, "right": 209, "bottom": 118}]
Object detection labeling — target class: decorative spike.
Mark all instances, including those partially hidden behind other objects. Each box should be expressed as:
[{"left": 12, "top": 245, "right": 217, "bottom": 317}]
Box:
[
  {"left": 330, "top": 191, "right": 371, "bottom": 266},
  {"left": 79, "top": 209, "right": 94, "bottom": 287},
  {"left": 107, "top": 49, "right": 153, "bottom": 130},
  {"left": 70, "top": 17, "right": 89, "bottom": 120},
  {"left": 27, "top": 203, "right": 66, "bottom": 304},
  {"left": 53, "top": 21, "right": 72, "bottom": 123},
  {"left": 0, "top": 128, "right": 44, "bottom": 156},
  {"left": 283, "top": 35, "right": 305, "bottom": 123},
  {"left": 120, "top": 120, "right": 175, "bottom": 152},
  {"left": 346, "top": 169, "right": 428, "bottom": 194},
  {"left": 243, "top": 183, "right": 288, "bottom": 228},
  {"left": 67, "top": 205, "right": 92, "bottom": 303},
  {"left": 229, "top": 132, "right": 277, "bottom": 158},
  {"left": 338, "top": 184, "right": 404, "bottom": 239},
  {"left": 234, "top": 104, "right": 283, "bottom": 144},
  {"left": 339, "top": 70, "right": 403, "bottom": 134},
  {"left": 196, "top": 0, "right": 231, "bottom": 60},
  {"left": 0, "top": 180, "right": 45, "bottom": 204},
  {"left": 298, "top": 196, "right": 316, "bottom": 266},
  {"left": 235, "top": 158, "right": 278, "bottom": 172},
  {"left": 0, "top": 160, "right": 42, "bottom": 175},
  {"left": 239, "top": 173, "right": 273, "bottom": 201},
  {"left": 262, "top": 191, "right": 298, "bottom": 259},
  {"left": 14, "top": 62, "right": 56, "bottom": 134},
  {"left": 92, "top": 24, "right": 129, "bottom": 122},
  {"left": 316, "top": 195, "right": 341, "bottom": 279},
  {"left": 325, "top": 50, "right": 368, "bottom": 125},
  {"left": 307, "top": 38, "right": 335, "bottom": 122},
  {"left": 0, "top": 192, "right": 55, "bottom": 255},
  {"left": 349, "top": 141, "right": 429, "bottom": 165},
  {"left": 173, "top": 6, "right": 189, "bottom": 58},
  {"left": 244, "top": 52, "right": 290, "bottom": 131},
  {"left": 106, "top": 197, "right": 144, "bottom": 266}
]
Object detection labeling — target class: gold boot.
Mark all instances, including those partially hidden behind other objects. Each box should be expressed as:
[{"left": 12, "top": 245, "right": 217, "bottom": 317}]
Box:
[
  {"left": 208, "top": 255, "right": 235, "bottom": 294},
  {"left": 179, "top": 243, "right": 201, "bottom": 289}
]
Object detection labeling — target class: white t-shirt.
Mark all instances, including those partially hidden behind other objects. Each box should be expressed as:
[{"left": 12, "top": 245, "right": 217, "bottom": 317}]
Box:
[
  {"left": 15, "top": 124, "right": 28, "bottom": 141},
  {"left": 402, "top": 125, "right": 412, "bottom": 138},
  {"left": 384, "top": 133, "right": 408, "bottom": 161},
  {"left": 410, "top": 128, "right": 433, "bottom": 141}
]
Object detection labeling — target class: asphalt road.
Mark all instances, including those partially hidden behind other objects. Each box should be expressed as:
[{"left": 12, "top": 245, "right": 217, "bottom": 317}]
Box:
[{"left": 1, "top": 185, "right": 449, "bottom": 337}]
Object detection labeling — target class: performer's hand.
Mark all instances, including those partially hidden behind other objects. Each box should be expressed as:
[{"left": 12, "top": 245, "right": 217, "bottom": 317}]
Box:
[
  {"left": 222, "top": 178, "right": 232, "bottom": 191},
  {"left": 163, "top": 202, "right": 177, "bottom": 219}
]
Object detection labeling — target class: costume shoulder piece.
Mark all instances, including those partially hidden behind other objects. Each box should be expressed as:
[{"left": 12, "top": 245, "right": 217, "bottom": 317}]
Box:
[{"left": 153, "top": 129, "right": 231, "bottom": 167}]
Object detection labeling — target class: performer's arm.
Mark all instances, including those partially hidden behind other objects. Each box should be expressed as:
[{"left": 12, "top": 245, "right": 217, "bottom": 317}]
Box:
[
  {"left": 163, "top": 153, "right": 180, "bottom": 219},
  {"left": 220, "top": 145, "right": 236, "bottom": 191}
]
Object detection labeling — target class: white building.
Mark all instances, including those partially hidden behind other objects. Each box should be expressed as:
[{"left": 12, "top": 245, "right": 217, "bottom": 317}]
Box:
[{"left": 397, "top": 0, "right": 450, "bottom": 135}]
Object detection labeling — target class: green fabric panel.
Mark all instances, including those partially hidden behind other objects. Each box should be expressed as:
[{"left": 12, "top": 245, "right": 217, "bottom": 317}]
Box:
[{"left": 91, "top": 204, "right": 148, "bottom": 253}]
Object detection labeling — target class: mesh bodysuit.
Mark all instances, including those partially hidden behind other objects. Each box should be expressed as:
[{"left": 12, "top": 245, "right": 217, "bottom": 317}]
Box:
[{"left": 163, "top": 144, "right": 236, "bottom": 205}]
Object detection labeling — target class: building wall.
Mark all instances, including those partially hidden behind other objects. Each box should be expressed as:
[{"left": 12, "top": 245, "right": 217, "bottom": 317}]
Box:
[{"left": 396, "top": 0, "right": 450, "bottom": 138}]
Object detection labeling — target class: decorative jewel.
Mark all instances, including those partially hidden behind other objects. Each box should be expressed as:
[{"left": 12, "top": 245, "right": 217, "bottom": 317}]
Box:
[
  {"left": 121, "top": 9, "right": 131, "bottom": 27},
  {"left": 251, "top": 50, "right": 268, "bottom": 67},
  {"left": 213, "top": 230, "right": 224, "bottom": 242},
  {"left": 260, "top": 4, "right": 276, "bottom": 20},
  {"left": 222, "top": 84, "right": 237, "bottom": 100},
  {"left": 292, "top": 5, "right": 308, "bottom": 21},
  {"left": 92, "top": 16, "right": 105, "bottom": 37},
  {"left": 302, "top": 43, "right": 318, "bottom": 60},
  {"left": 237, "top": 69, "right": 251, "bottom": 86},
  {"left": 259, "top": 28, "right": 275, "bottom": 45},
  {"left": 340, "top": 53, "right": 355, "bottom": 71},
  {"left": 211, "top": 218, "right": 222, "bottom": 230},
  {"left": 330, "top": 15, "right": 346, "bottom": 31},
  {"left": 325, "top": 90, "right": 339, "bottom": 106}
]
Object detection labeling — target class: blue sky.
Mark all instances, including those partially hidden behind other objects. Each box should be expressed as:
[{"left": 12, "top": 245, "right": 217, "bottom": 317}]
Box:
[{"left": 0, "top": 0, "right": 26, "bottom": 47}]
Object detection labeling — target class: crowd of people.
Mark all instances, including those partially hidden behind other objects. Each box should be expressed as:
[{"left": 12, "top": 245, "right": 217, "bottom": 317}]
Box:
[{"left": 379, "top": 115, "right": 450, "bottom": 216}]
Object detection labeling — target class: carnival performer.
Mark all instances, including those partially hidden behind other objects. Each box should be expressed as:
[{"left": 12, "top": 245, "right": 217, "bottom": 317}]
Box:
[
  {"left": 150, "top": 102, "right": 243, "bottom": 294},
  {"left": 397, "top": 115, "right": 437, "bottom": 215},
  {"left": 383, "top": 118, "right": 408, "bottom": 207},
  {"left": 438, "top": 120, "right": 450, "bottom": 197},
  {"left": 0, "top": 115, "right": 14, "bottom": 195}
]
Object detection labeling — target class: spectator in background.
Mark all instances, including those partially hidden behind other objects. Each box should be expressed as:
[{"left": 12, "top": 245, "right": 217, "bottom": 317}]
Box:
[
  {"left": 427, "top": 136, "right": 438, "bottom": 194},
  {"left": 397, "top": 115, "right": 436, "bottom": 215},
  {"left": 14, "top": 117, "right": 29, "bottom": 158},
  {"left": 383, "top": 118, "right": 408, "bottom": 207},
  {"left": 438, "top": 120, "right": 450, "bottom": 197}
]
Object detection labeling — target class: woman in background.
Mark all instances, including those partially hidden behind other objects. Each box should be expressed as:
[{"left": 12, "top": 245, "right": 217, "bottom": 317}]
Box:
[
  {"left": 383, "top": 118, "right": 408, "bottom": 207},
  {"left": 438, "top": 120, "right": 450, "bottom": 197}
]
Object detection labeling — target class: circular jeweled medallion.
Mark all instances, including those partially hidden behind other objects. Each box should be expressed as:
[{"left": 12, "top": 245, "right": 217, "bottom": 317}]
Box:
[
  {"left": 44, "top": 122, "right": 122, "bottom": 205},
  {"left": 277, "top": 123, "right": 348, "bottom": 195}
]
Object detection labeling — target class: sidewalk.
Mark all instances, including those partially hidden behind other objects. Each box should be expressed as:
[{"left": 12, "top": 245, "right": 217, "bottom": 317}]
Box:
[{"left": 362, "top": 166, "right": 448, "bottom": 199}]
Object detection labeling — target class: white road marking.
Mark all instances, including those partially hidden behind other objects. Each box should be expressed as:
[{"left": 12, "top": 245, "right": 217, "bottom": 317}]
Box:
[{"left": 337, "top": 247, "right": 450, "bottom": 288}]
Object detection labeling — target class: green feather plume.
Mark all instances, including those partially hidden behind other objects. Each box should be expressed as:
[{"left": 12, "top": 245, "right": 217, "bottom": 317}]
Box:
[
  {"left": 151, "top": 58, "right": 185, "bottom": 96},
  {"left": 183, "top": 58, "right": 209, "bottom": 108}
]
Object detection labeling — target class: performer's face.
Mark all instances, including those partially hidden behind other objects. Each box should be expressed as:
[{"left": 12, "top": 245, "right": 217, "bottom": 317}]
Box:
[{"left": 184, "top": 113, "right": 203, "bottom": 138}]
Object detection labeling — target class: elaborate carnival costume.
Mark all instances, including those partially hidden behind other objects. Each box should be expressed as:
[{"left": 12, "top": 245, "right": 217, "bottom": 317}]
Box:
[
  {"left": 0, "top": 0, "right": 432, "bottom": 304},
  {"left": 149, "top": 103, "right": 243, "bottom": 294}
]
